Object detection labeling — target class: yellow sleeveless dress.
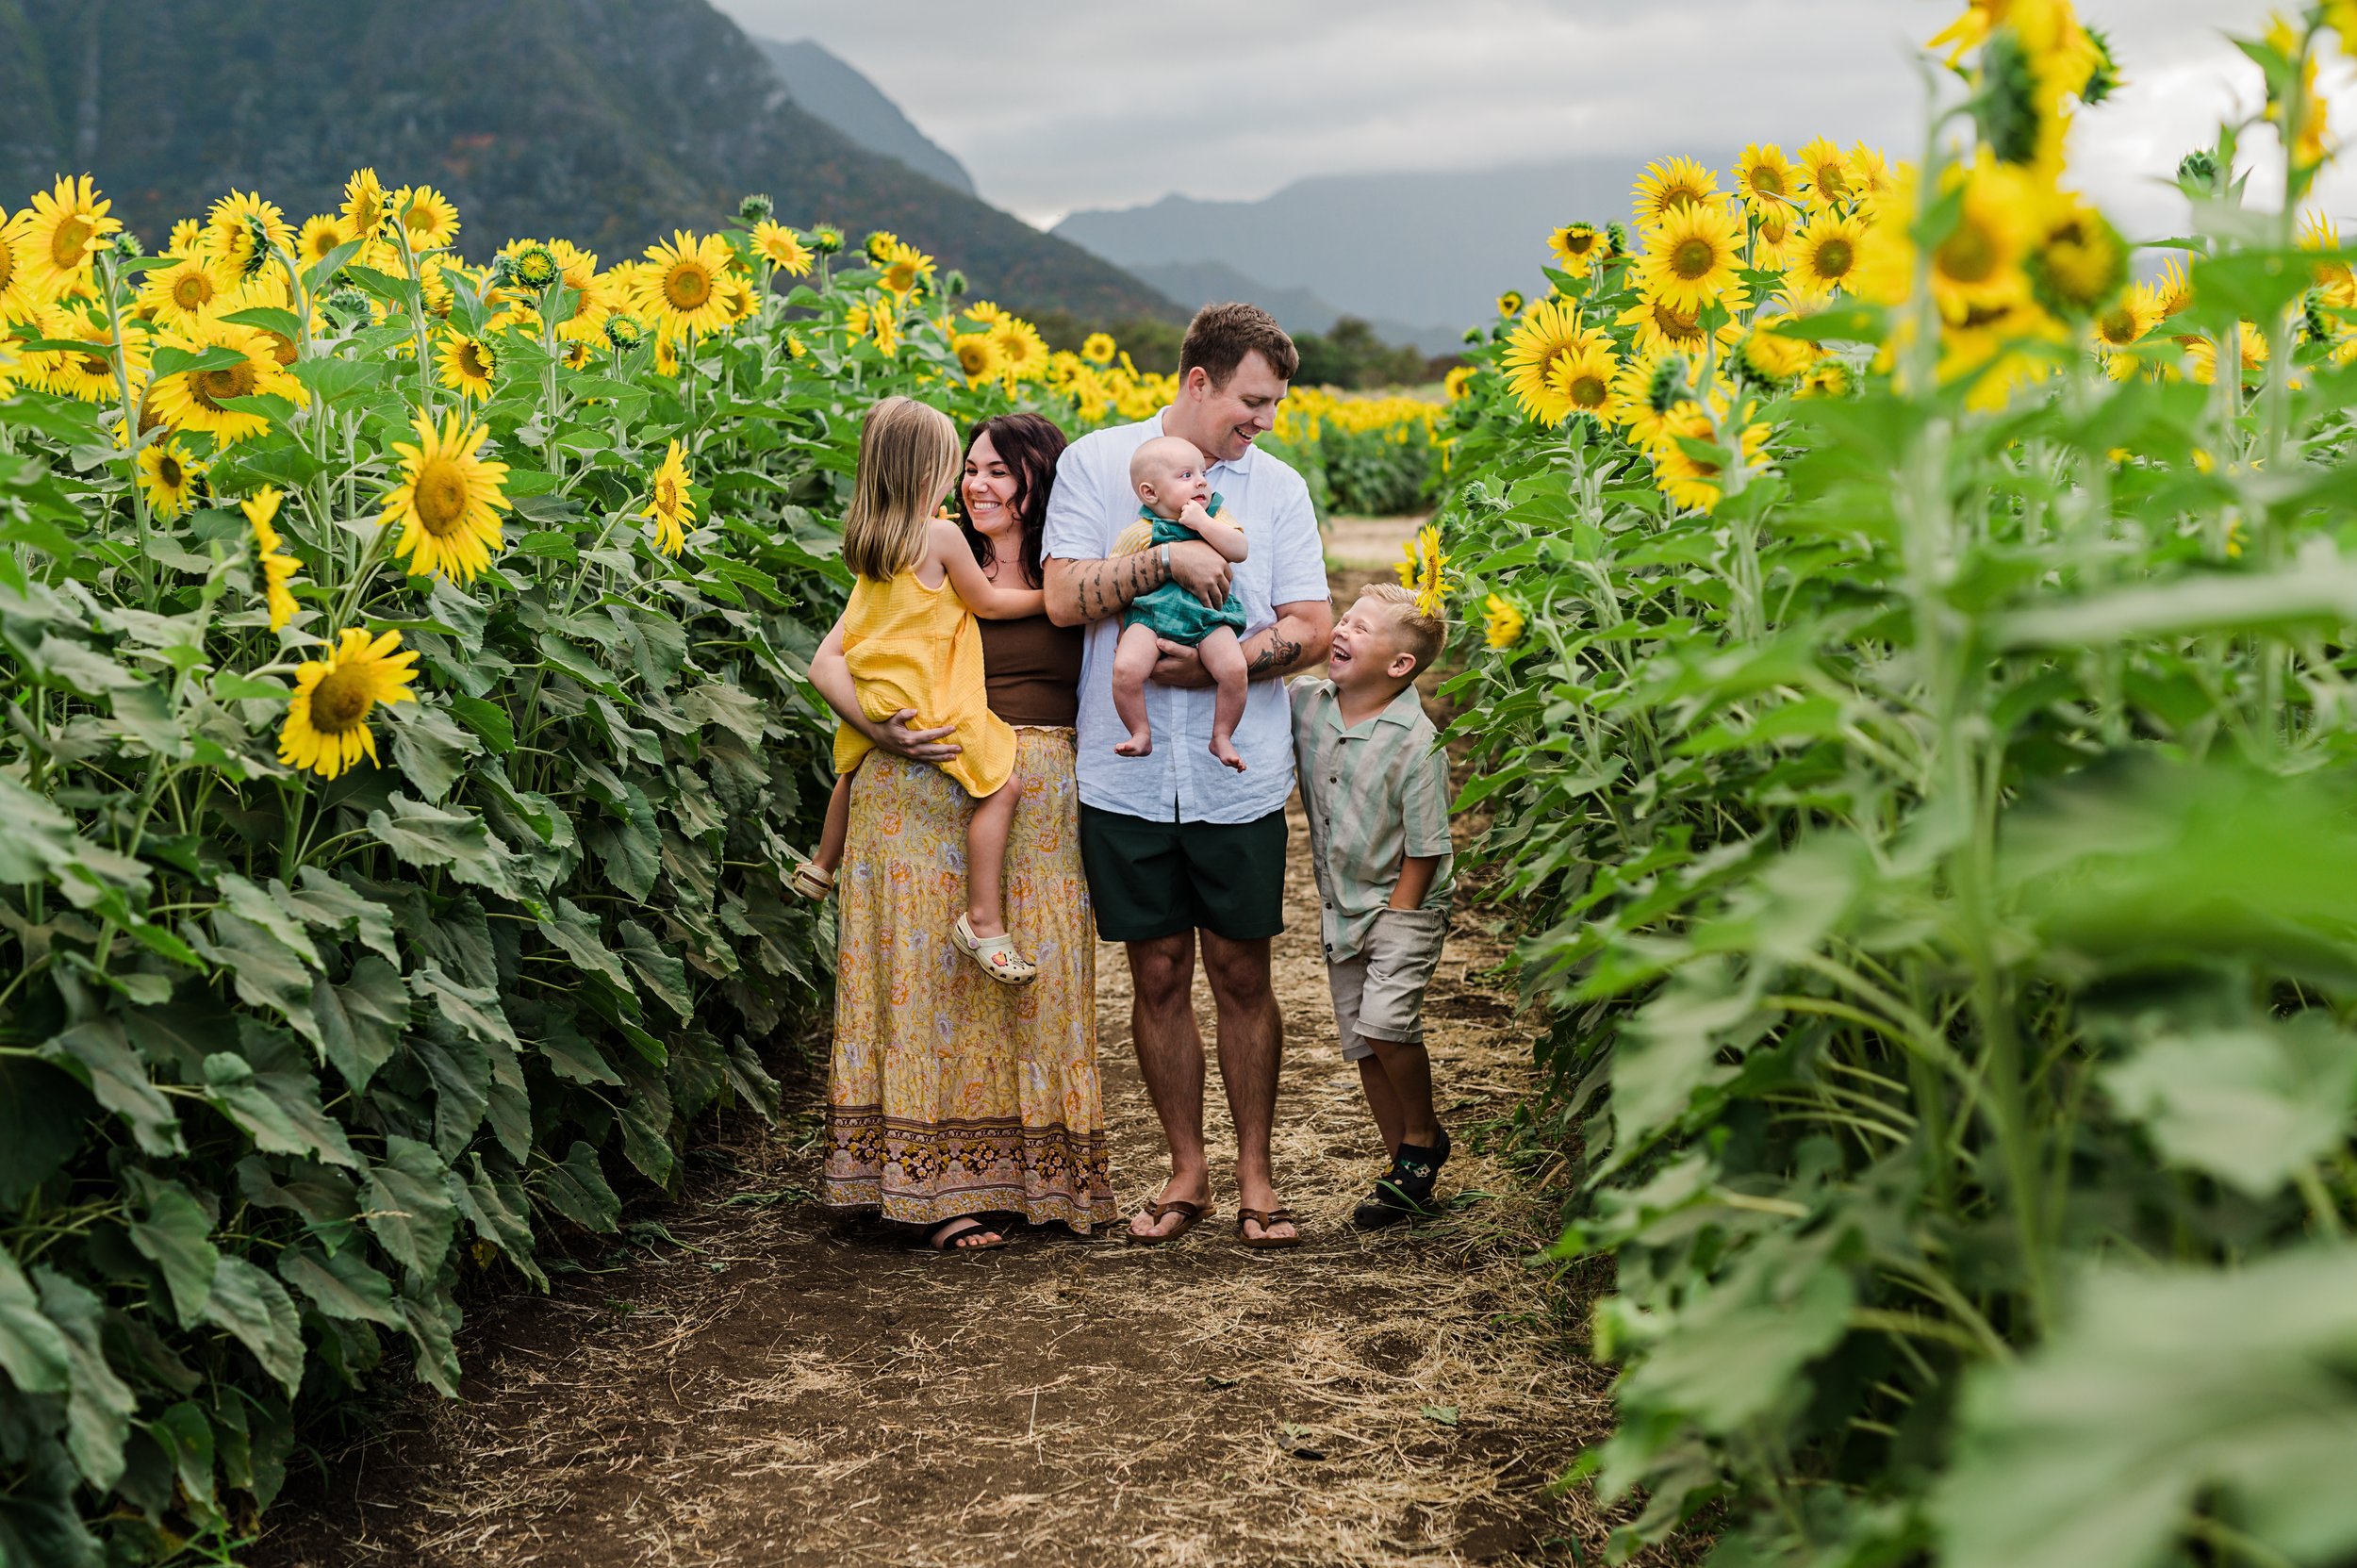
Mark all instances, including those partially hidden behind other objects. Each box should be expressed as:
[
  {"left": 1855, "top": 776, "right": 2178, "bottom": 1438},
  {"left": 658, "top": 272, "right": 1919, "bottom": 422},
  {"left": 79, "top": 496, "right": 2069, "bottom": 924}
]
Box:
[{"left": 832, "top": 566, "right": 1016, "bottom": 799}]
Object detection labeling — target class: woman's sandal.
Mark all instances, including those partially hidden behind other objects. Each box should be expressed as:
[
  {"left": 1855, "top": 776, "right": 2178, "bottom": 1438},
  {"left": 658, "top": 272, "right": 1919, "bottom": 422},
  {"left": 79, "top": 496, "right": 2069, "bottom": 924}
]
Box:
[
  {"left": 953, "top": 914, "right": 1038, "bottom": 986},
  {"left": 1236, "top": 1208, "right": 1303, "bottom": 1250},
  {"left": 787, "top": 862, "right": 834, "bottom": 901},
  {"left": 926, "top": 1214, "right": 1008, "bottom": 1252},
  {"left": 1122, "top": 1198, "right": 1211, "bottom": 1246}
]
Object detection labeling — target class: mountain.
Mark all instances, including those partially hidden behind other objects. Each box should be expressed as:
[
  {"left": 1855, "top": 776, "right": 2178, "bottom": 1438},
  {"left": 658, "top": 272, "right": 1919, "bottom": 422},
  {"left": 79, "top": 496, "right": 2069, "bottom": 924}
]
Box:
[
  {"left": 1057, "top": 155, "right": 1736, "bottom": 336},
  {"left": 0, "top": 0, "right": 1178, "bottom": 322},
  {"left": 756, "top": 38, "right": 974, "bottom": 196},
  {"left": 1123, "top": 260, "right": 1465, "bottom": 356}
]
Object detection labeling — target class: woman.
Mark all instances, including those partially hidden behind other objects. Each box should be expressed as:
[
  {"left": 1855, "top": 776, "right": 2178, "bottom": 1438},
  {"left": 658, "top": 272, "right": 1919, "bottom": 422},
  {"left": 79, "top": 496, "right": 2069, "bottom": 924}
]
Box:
[{"left": 811, "top": 412, "right": 1113, "bottom": 1249}]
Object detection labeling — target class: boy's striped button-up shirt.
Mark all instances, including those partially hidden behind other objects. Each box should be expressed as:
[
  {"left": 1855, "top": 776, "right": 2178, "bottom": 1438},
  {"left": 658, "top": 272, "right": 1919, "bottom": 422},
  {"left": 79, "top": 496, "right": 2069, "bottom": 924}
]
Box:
[{"left": 1290, "top": 676, "right": 1455, "bottom": 963}]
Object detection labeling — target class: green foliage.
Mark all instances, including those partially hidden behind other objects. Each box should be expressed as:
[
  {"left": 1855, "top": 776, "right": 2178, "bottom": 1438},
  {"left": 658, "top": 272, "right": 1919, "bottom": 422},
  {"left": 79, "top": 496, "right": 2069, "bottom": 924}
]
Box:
[{"left": 1433, "top": 23, "right": 2357, "bottom": 1568}]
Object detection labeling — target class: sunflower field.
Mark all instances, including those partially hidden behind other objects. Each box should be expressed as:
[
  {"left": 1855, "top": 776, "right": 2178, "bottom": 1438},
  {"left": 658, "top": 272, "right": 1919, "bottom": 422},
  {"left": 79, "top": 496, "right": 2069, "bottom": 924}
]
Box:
[
  {"left": 1434, "top": 4, "right": 2357, "bottom": 1565},
  {"left": 0, "top": 170, "right": 1245, "bottom": 1562}
]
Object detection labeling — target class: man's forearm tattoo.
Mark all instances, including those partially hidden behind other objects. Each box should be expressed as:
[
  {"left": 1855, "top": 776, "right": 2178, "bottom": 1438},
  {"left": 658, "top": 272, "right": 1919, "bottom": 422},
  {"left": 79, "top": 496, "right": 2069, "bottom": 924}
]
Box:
[
  {"left": 1072, "top": 550, "right": 1168, "bottom": 621},
  {"left": 1246, "top": 633, "right": 1304, "bottom": 677}
]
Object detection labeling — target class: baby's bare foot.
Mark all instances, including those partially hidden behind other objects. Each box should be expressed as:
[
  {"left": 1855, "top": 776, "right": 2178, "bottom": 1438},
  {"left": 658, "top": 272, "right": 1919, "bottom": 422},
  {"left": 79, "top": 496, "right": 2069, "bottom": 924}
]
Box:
[
  {"left": 1115, "top": 730, "right": 1154, "bottom": 757},
  {"left": 1210, "top": 735, "right": 1246, "bottom": 772}
]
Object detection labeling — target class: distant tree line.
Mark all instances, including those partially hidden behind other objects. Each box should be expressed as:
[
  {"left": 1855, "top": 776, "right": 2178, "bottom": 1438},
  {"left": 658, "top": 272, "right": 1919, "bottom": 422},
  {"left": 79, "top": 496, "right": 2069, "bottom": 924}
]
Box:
[{"left": 1033, "top": 310, "right": 1460, "bottom": 390}]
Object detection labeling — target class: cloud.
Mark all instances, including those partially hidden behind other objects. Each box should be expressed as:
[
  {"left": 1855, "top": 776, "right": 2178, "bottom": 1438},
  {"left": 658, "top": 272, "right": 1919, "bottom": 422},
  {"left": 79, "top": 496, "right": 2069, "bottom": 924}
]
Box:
[{"left": 712, "top": 0, "right": 2357, "bottom": 229}]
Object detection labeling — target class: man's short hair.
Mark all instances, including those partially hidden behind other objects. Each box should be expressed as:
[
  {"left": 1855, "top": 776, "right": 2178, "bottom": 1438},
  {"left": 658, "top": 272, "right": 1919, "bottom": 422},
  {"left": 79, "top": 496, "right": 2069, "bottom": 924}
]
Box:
[
  {"left": 1357, "top": 582, "right": 1446, "bottom": 676},
  {"left": 1179, "top": 302, "right": 1300, "bottom": 388}
]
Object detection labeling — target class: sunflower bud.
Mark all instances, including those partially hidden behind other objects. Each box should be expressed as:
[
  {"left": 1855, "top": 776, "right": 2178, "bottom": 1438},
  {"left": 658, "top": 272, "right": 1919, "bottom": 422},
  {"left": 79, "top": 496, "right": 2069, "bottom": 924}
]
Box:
[
  {"left": 2082, "top": 25, "right": 2120, "bottom": 107},
  {"left": 1462, "top": 326, "right": 1485, "bottom": 345},
  {"left": 737, "top": 192, "right": 775, "bottom": 223},
  {"left": 810, "top": 223, "right": 845, "bottom": 256},
  {"left": 510, "top": 242, "right": 561, "bottom": 291},
  {"left": 944, "top": 268, "right": 968, "bottom": 297},
  {"left": 604, "top": 311, "right": 647, "bottom": 350},
  {"left": 2177, "top": 148, "right": 2219, "bottom": 195},
  {"left": 1495, "top": 289, "right": 1524, "bottom": 318},
  {"left": 864, "top": 230, "right": 895, "bottom": 264},
  {"left": 1605, "top": 223, "right": 1629, "bottom": 258},
  {"left": 323, "top": 287, "right": 371, "bottom": 323},
  {"left": 108, "top": 231, "right": 143, "bottom": 263},
  {"left": 2301, "top": 289, "right": 2334, "bottom": 346},
  {"left": 1976, "top": 28, "right": 2043, "bottom": 166}
]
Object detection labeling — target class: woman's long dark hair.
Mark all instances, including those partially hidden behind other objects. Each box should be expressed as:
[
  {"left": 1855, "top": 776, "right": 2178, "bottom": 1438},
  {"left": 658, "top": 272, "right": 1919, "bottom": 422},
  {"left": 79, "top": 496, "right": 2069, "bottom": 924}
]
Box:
[{"left": 959, "top": 412, "right": 1066, "bottom": 588}]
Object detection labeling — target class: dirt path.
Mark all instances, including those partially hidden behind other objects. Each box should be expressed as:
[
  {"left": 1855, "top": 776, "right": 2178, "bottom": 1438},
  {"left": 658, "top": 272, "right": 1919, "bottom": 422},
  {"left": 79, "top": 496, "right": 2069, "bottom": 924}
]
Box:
[{"left": 254, "top": 520, "right": 1617, "bottom": 1568}]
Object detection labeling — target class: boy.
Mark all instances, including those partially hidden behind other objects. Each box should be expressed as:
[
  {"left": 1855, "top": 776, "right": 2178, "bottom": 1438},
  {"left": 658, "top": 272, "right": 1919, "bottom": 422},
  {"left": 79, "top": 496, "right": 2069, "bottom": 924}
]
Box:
[
  {"left": 1110, "top": 435, "right": 1252, "bottom": 770},
  {"left": 1291, "top": 583, "right": 1455, "bottom": 1228}
]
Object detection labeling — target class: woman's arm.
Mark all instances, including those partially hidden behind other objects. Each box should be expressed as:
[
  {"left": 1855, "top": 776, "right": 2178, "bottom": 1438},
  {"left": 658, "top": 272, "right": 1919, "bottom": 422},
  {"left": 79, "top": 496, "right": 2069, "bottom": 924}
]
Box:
[
  {"left": 1180, "top": 501, "right": 1249, "bottom": 564},
  {"left": 809, "top": 616, "right": 963, "bottom": 762},
  {"left": 931, "top": 518, "right": 1046, "bottom": 619}
]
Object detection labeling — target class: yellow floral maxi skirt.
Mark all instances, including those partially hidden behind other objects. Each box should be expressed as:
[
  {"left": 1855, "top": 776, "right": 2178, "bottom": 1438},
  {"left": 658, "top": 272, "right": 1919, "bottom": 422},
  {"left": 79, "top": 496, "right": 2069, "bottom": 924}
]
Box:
[{"left": 822, "top": 728, "right": 1114, "bottom": 1231}]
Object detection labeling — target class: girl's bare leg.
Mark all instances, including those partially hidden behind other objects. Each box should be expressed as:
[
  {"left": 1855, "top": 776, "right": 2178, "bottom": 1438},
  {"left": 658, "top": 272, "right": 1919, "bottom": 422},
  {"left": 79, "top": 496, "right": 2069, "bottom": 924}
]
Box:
[
  {"left": 811, "top": 771, "right": 853, "bottom": 874},
  {"left": 964, "top": 771, "right": 1022, "bottom": 938},
  {"left": 1198, "top": 626, "right": 1249, "bottom": 772},
  {"left": 1112, "top": 621, "right": 1161, "bottom": 756}
]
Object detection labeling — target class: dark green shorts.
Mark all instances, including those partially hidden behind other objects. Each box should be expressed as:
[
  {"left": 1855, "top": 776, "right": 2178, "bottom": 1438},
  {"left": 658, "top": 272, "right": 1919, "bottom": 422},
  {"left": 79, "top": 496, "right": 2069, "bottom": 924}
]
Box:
[{"left": 1079, "top": 804, "right": 1287, "bottom": 943}]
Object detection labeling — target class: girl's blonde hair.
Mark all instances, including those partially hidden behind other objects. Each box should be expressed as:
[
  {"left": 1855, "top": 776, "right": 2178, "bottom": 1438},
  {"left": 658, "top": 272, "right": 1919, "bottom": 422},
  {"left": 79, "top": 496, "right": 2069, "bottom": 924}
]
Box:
[{"left": 841, "top": 396, "right": 962, "bottom": 581}]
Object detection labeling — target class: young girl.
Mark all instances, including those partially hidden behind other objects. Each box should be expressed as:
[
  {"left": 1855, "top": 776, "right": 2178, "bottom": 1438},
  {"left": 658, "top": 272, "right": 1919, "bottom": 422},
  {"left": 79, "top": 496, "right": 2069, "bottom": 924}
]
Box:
[{"left": 792, "top": 397, "right": 1044, "bottom": 985}]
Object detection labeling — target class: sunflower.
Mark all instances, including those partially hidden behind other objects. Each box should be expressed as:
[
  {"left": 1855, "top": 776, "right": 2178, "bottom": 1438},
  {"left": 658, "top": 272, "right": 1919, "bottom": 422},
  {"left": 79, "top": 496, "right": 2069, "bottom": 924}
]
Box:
[
  {"left": 148, "top": 317, "right": 297, "bottom": 442},
  {"left": 653, "top": 334, "right": 682, "bottom": 375},
  {"left": 437, "top": 331, "right": 499, "bottom": 399},
  {"left": 22, "top": 174, "right": 120, "bottom": 300},
  {"left": 295, "top": 215, "right": 346, "bottom": 270},
  {"left": 1739, "top": 304, "right": 1821, "bottom": 385},
  {"left": 878, "top": 240, "right": 935, "bottom": 300},
  {"left": 1631, "top": 156, "right": 1721, "bottom": 228},
  {"left": 2029, "top": 195, "right": 2126, "bottom": 318},
  {"left": 0, "top": 207, "right": 39, "bottom": 322},
  {"left": 204, "top": 190, "right": 292, "bottom": 283},
  {"left": 1751, "top": 203, "right": 1800, "bottom": 271},
  {"left": 2153, "top": 256, "right": 2195, "bottom": 320},
  {"left": 1797, "top": 359, "right": 1854, "bottom": 399},
  {"left": 784, "top": 330, "right": 807, "bottom": 359},
  {"left": 963, "top": 300, "right": 1010, "bottom": 329},
  {"left": 1499, "top": 297, "right": 1589, "bottom": 421},
  {"left": 2091, "top": 282, "right": 2164, "bottom": 380},
  {"left": 632, "top": 230, "right": 735, "bottom": 338},
  {"left": 870, "top": 306, "right": 901, "bottom": 358},
  {"left": 808, "top": 223, "right": 845, "bottom": 256},
  {"left": 1639, "top": 199, "right": 1746, "bottom": 312},
  {"left": 168, "top": 219, "right": 202, "bottom": 256},
  {"left": 1496, "top": 289, "right": 1524, "bottom": 319},
  {"left": 1543, "top": 335, "right": 1622, "bottom": 425},
  {"left": 1795, "top": 138, "right": 1854, "bottom": 211},
  {"left": 1645, "top": 400, "right": 1768, "bottom": 514},
  {"left": 864, "top": 229, "right": 898, "bottom": 264},
  {"left": 952, "top": 332, "right": 1002, "bottom": 383},
  {"left": 390, "top": 186, "right": 460, "bottom": 252},
  {"left": 1395, "top": 524, "right": 1455, "bottom": 617},
  {"left": 136, "top": 438, "right": 206, "bottom": 520},
  {"left": 39, "top": 305, "right": 149, "bottom": 403},
  {"left": 1443, "top": 364, "right": 1475, "bottom": 402},
  {"left": 1482, "top": 593, "right": 1525, "bottom": 650},
  {"left": 505, "top": 241, "right": 562, "bottom": 291},
  {"left": 1928, "top": 159, "right": 2037, "bottom": 317},
  {"left": 382, "top": 409, "right": 511, "bottom": 583},
  {"left": 341, "top": 168, "right": 388, "bottom": 244},
  {"left": 2180, "top": 323, "right": 2268, "bottom": 388},
  {"left": 1789, "top": 212, "right": 1872, "bottom": 298},
  {"left": 1548, "top": 222, "right": 1609, "bottom": 279},
  {"left": 1617, "top": 281, "right": 1748, "bottom": 356},
  {"left": 1939, "top": 297, "right": 2067, "bottom": 410},
  {"left": 138, "top": 255, "right": 236, "bottom": 326},
  {"left": 1848, "top": 143, "right": 1895, "bottom": 203},
  {"left": 1080, "top": 330, "right": 1117, "bottom": 365},
  {"left": 750, "top": 220, "right": 813, "bottom": 277},
  {"left": 561, "top": 339, "right": 593, "bottom": 371},
  {"left": 643, "top": 439, "right": 694, "bottom": 556},
  {"left": 278, "top": 628, "right": 419, "bottom": 779},
  {"left": 1734, "top": 144, "right": 1801, "bottom": 213},
  {"left": 242, "top": 487, "right": 302, "bottom": 631},
  {"left": 2300, "top": 211, "right": 2357, "bottom": 309},
  {"left": 990, "top": 316, "right": 1048, "bottom": 380}
]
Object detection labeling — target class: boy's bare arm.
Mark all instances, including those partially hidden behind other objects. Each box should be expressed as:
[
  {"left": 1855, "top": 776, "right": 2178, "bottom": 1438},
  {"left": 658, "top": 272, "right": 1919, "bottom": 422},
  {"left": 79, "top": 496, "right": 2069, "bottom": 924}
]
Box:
[
  {"left": 1389, "top": 855, "right": 1442, "bottom": 910},
  {"left": 932, "top": 519, "right": 1046, "bottom": 619}
]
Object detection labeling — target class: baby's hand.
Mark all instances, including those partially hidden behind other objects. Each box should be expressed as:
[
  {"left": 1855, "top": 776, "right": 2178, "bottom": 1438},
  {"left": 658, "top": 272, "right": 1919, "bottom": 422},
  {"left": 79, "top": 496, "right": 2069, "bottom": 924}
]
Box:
[{"left": 1178, "top": 498, "right": 1212, "bottom": 527}]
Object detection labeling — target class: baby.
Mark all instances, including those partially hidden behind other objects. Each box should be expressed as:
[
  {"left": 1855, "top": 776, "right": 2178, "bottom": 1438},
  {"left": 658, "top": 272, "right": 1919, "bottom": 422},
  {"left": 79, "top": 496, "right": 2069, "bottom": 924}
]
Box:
[{"left": 1113, "top": 435, "right": 1251, "bottom": 770}]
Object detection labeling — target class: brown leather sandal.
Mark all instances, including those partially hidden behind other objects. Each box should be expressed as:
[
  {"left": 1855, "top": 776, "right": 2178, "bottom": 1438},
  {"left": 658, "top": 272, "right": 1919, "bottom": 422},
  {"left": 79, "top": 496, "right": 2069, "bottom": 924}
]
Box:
[
  {"left": 1236, "top": 1207, "right": 1302, "bottom": 1250},
  {"left": 1123, "top": 1198, "right": 1211, "bottom": 1246}
]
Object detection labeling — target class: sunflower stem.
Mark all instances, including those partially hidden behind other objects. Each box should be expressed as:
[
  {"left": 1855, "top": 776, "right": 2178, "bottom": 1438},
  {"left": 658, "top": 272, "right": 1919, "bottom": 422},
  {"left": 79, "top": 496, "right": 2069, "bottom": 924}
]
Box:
[{"left": 97, "top": 255, "right": 159, "bottom": 611}]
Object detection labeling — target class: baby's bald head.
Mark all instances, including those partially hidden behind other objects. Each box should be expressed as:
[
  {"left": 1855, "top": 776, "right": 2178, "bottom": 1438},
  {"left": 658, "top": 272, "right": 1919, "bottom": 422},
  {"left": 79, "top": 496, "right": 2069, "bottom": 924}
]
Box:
[{"left": 1129, "top": 435, "right": 1211, "bottom": 520}]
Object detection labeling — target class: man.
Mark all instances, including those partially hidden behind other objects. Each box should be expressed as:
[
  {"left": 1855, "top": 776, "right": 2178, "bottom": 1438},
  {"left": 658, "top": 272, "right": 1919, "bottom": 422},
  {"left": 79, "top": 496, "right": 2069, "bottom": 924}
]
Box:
[{"left": 1043, "top": 303, "right": 1334, "bottom": 1247}]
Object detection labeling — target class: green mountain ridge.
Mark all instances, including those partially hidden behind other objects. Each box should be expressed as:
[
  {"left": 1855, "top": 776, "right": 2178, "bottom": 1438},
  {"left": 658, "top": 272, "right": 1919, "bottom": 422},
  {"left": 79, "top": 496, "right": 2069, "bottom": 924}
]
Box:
[{"left": 0, "top": 0, "right": 1178, "bottom": 322}]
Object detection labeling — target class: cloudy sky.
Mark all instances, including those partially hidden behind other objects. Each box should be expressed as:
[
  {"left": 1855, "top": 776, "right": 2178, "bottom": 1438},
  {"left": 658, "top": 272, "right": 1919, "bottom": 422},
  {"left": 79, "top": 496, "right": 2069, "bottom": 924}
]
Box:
[{"left": 711, "top": 0, "right": 2357, "bottom": 239}]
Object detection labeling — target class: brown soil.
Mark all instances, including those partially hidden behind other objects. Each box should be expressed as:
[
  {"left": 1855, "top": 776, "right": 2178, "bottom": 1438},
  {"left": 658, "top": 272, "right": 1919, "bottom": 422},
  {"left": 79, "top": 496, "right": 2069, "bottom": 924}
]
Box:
[{"left": 250, "top": 520, "right": 1621, "bottom": 1568}]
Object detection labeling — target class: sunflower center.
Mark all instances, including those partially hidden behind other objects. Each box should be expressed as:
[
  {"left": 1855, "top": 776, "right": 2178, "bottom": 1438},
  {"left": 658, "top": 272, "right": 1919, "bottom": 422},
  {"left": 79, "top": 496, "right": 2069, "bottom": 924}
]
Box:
[
  {"left": 1567, "top": 232, "right": 1595, "bottom": 255},
  {"left": 1814, "top": 238, "right": 1855, "bottom": 277},
  {"left": 2097, "top": 307, "right": 2137, "bottom": 345},
  {"left": 886, "top": 265, "right": 915, "bottom": 291},
  {"left": 0, "top": 246, "right": 13, "bottom": 287},
  {"left": 413, "top": 456, "right": 471, "bottom": 536},
  {"left": 51, "top": 217, "right": 91, "bottom": 268},
  {"left": 76, "top": 351, "right": 110, "bottom": 378},
  {"left": 195, "top": 361, "right": 258, "bottom": 411},
  {"left": 1656, "top": 301, "right": 1701, "bottom": 339},
  {"left": 665, "top": 264, "right": 712, "bottom": 309},
  {"left": 264, "top": 330, "right": 298, "bottom": 368},
  {"left": 655, "top": 474, "right": 679, "bottom": 512},
  {"left": 1569, "top": 374, "right": 1607, "bottom": 406},
  {"left": 1672, "top": 238, "right": 1717, "bottom": 279},
  {"left": 958, "top": 344, "right": 988, "bottom": 373},
  {"left": 1937, "top": 223, "right": 1999, "bottom": 284},
  {"left": 1661, "top": 183, "right": 1704, "bottom": 211},
  {"left": 460, "top": 341, "right": 492, "bottom": 378},
  {"left": 157, "top": 454, "right": 183, "bottom": 487},
  {"left": 1750, "top": 166, "right": 1786, "bottom": 196},
  {"left": 1816, "top": 168, "right": 1852, "bottom": 201},
  {"left": 404, "top": 207, "right": 434, "bottom": 236},
  {"left": 309, "top": 668, "right": 374, "bottom": 734},
  {"left": 173, "top": 273, "right": 213, "bottom": 310}
]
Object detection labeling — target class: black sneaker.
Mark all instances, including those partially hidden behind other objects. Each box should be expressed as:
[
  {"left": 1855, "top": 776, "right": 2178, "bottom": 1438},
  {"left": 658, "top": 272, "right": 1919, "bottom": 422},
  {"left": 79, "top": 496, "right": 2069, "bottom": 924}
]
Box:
[{"left": 1351, "top": 1129, "right": 1451, "bottom": 1230}]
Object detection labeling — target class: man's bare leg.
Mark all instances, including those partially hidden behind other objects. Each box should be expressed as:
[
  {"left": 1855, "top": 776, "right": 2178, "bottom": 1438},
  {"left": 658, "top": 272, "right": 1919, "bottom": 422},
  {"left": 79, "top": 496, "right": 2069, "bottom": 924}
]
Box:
[
  {"left": 1200, "top": 930, "right": 1294, "bottom": 1244},
  {"left": 1127, "top": 931, "right": 1211, "bottom": 1239}
]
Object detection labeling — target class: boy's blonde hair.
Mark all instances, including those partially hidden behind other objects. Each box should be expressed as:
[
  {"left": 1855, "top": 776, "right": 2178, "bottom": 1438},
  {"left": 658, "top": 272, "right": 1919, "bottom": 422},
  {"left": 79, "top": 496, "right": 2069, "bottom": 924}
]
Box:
[
  {"left": 1356, "top": 582, "right": 1446, "bottom": 676},
  {"left": 841, "top": 396, "right": 961, "bottom": 582}
]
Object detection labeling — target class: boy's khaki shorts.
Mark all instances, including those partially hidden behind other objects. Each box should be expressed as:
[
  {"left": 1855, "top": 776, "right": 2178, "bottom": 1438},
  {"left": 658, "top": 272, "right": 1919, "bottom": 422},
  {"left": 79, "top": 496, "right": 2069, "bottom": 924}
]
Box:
[{"left": 1327, "top": 906, "right": 1449, "bottom": 1061}]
